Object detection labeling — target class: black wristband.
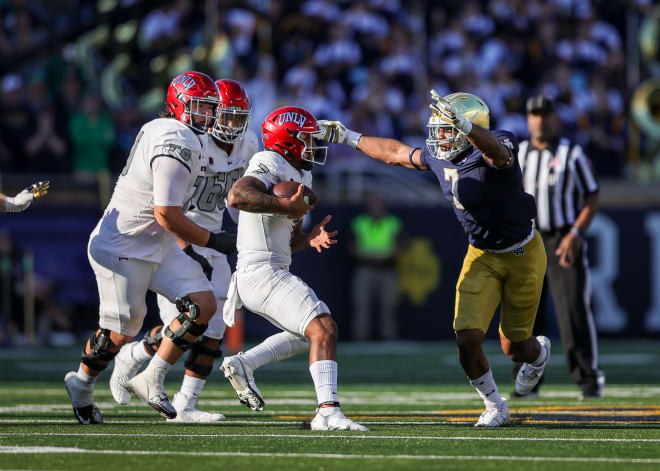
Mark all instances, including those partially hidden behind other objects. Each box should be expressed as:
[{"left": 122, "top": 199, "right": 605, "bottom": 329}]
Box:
[
  {"left": 183, "top": 245, "right": 195, "bottom": 256},
  {"left": 409, "top": 147, "right": 423, "bottom": 171},
  {"left": 205, "top": 231, "right": 237, "bottom": 255}
]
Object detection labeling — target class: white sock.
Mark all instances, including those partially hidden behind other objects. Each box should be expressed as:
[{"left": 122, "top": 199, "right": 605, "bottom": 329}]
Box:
[
  {"left": 469, "top": 369, "right": 502, "bottom": 408},
  {"left": 309, "top": 360, "right": 338, "bottom": 406},
  {"left": 132, "top": 341, "right": 153, "bottom": 363},
  {"left": 240, "top": 332, "right": 310, "bottom": 371},
  {"left": 76, "top": 365, "right": 97, "bottom": 385},
  {"left": 531, "top": 344, "right": 548, "bottom": 367},
  {"left": 180, "top": 375, "right": 206, "bottom": 398},
  {"left": 149, "top": 352, "right": 174, "bottom": 372}
]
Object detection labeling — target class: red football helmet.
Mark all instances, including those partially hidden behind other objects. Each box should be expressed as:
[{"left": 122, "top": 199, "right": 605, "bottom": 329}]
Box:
[
  {"left": 211, "top": 79, "right": 251, "bottom": 143},
  {"left": 261, "top": 106, "right": 327, "bottom": 171},
  {"left": 166, "top": 71, "right": 219, "bottom": 132}
]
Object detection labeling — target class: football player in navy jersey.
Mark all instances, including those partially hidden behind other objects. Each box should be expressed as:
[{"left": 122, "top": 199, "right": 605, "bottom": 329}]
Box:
[{"left": 316, "top": 91, "right": 551, "bottom": 427}]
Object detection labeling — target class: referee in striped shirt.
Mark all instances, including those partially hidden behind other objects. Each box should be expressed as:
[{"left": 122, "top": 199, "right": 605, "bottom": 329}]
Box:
[{"left": 516, "top": 95, "right": 604, "bottom": 399}]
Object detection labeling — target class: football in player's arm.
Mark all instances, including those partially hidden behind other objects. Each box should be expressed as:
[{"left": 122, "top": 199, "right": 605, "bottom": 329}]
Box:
[
  {"left": 222, "top": 106, "right": 367, "bottom": 431},
  {"left": 228, "top": 177, "right": 336, "bottom": 252},
  {"left": 109, "top": 78, "right": 309, "bottom": 423},
  {"left": 315, "top": 91, "right": 551, "bottom": 428},
  {"left": 0, "top": 181, "right": 49, "bottom": 212}
]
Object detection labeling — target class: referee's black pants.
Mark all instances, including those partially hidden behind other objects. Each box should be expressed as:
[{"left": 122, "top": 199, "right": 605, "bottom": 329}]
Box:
[{"left": 538, "top": 228, "right": 603, "bottom": 394}]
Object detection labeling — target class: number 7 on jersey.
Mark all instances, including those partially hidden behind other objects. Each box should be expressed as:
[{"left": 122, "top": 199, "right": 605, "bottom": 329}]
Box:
[{"left": 444, "top": 168, "right": 464, "bottom": 210}]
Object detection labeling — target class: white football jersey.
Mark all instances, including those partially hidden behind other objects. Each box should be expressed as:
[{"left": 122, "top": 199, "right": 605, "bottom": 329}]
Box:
[
  {"left": 90, "top": 118, "right": 205, "bottom": 262},
  {"left": 186, "top": 129, "right": 258, "bottom": 258},
  {"left": 236, "top": 150, "right": 312, "bottom": 267}
]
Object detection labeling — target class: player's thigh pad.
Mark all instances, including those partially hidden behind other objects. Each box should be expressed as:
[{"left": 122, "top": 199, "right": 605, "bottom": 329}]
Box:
[
  {"left": 500, "top": 231, "right": 547, "bottom": 342},
  {"left": 453, "top": 246, "right": 504, "bottom": 334},
  {"left": 236, "top": 264, "right": 330, "bottom": 337},
  {"left": 150, "top": 244, "right": 213, "bottom": 302},
  {"left": 88, "top": 243, "right": 153, "bottom": 336}
]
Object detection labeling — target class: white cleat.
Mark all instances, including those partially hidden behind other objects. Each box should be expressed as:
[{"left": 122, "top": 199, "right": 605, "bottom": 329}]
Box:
[
  {"left": 64, "top": 371, "right": 103, "bottom": 425},
  {"left": 220, "top": 354, "right": 265, "bottom": 411},
  {"left": 167, "top": 392, "right": 226, "bottom": 423},
  {"left": 127, "top": 366, "right": 176, "bottom": 419},
  {"left": 475, "top": 400, "right": 509, "bottom": 427},
  {"left": 310, "top": 408, "right": 369, "bottom": 431},
  {"left": 515, "top": 336, "right": 551, "bottom": 396},
  {"left": 110, "top": 342, "right": 147, "bottom": 405}
]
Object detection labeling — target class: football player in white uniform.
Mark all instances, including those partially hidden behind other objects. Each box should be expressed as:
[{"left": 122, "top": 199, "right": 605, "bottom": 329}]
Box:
[
  {"left": 109, "top": 79, "right": 263, "bottom": 422},
  {"left": 64, "top": 72, "right": 237, "bottom": 424},
  {"left": 223, "top": 106, "right": 368, "bottom": 431}
]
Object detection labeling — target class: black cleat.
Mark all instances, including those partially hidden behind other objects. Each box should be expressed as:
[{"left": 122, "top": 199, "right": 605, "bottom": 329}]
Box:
[
  {"left": 65, "top": 371, "right": 104, "bottom": 425},
  {"left": 71, "top": 404, "right": 104, "bottom": 425}
]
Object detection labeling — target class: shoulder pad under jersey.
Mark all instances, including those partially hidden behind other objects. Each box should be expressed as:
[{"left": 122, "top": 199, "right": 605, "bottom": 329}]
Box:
[
  {"left": 148, "top": 118, "right": 203, "bottom": 172},
  {"left": 245, "top": 150, "right": 294, "bottom": 183}
]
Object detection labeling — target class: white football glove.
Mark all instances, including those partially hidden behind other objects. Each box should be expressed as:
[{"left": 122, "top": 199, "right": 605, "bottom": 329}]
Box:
[
  {"left": 429, "top": 90, "right": 473, "bottom": 135},
  {"left": 4, "top": 181, "right": 50, "bottom": 213},
  {"left": 315, "top": 120, "right": 362, "bottom": 148}
]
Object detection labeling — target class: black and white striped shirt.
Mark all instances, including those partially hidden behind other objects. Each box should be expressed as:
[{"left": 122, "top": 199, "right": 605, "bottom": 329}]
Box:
[{"left": 518, "top": 137, "right": 599, "bottom": 232}]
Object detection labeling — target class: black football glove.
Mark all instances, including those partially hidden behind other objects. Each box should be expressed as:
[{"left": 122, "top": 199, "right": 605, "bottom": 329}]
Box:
[
  {"left": 205, "top": 230, "right": 237, "bottom": 255},
  {"left": 183, "top": 245, "right": 213, "bottom": 281}
]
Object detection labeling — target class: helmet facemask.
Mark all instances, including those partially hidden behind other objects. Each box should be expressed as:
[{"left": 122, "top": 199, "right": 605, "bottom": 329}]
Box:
[
  {"left": 426, "top": 115, "right": 470, "bottom": 161},
  {"left": 180, "top": 93, "right": 219, "bottom": 132},
  {"left": 212, "top": 106, "right": 251, "bottom": 143},
  {"left": 297, "top": 130, "right": 328, "bottom": 167}
]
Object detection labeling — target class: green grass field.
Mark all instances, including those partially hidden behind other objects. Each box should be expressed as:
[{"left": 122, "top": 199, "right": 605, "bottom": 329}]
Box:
[{"left": 1, "top": 339, "right": 659, "bottom": 470}]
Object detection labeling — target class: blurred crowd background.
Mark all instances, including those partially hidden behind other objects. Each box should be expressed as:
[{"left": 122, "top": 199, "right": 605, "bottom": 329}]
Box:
[
  {"left": 1, "top": 0, "right": 659, "bottom": 346},
  {"left": 0, "top": 0, "right": 657, "bottom": 184}
]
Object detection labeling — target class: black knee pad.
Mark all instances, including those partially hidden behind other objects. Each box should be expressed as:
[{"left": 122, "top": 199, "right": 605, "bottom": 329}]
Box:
[
  {"left": 142, "top": 328, "right": 163, "bottom": 356},
  {"left": 164, "top": 312, "right": 208, "bottom": 351},
  {"left": 175, "top": 296, "right": 201, "bottom": 319},
  {"left": 184, "top": 336, "right": 223, "bottom": 377},
  {"left": 81, "top": 328, "right": 117, "bottom": 372}
]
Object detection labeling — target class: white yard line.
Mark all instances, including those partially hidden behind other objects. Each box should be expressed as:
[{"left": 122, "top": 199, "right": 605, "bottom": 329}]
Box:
[
  {"left": 0, "top": 446, "right": 658, "bottom": 464},
  {"left": 0, "top": 419, "right": 478, "bottom": 426},
  {"left": 1, "top": 432, "right": 658, "bottom": 442},
  {"left": 2, "top": 387, "right": 660, "bottom": 401}
]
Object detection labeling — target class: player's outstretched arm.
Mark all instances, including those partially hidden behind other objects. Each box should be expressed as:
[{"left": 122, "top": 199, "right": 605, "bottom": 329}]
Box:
[
  {"left": 316, "top": 120, "right": 427, "bottom": 170},
  {"left": 0, "top": 181, "right": 50, "bottom": 213},
  {"left": 228, "top": 176, "right": 311, "bottom": 219}
]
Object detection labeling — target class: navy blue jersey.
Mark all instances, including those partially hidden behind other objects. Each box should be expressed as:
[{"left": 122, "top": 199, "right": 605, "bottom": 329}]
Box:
[{"left": 420, "top": 130, "right": 536, "bottom": 251}]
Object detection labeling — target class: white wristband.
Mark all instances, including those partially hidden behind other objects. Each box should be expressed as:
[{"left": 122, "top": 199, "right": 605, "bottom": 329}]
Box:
[
  {"left": 4, "top": 196, "right": 20, "bottom": 212},
  {"left": 346, "top": 130, "right": 363, "bottom": 149}
]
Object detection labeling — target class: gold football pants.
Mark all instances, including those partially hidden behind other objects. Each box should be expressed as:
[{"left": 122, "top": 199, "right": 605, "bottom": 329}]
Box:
[{"left": 453, "top": 231, "right": 547, "bottom": 342}]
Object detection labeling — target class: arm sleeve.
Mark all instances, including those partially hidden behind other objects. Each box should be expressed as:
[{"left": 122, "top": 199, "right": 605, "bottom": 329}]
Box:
[{"left": 152, "top": 156, "right": 191, "bottom": 206}]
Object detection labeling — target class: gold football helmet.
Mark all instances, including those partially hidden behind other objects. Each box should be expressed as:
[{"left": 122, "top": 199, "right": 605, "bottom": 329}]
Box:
[{"left": 426, "top": 92, "right": 490, "bottom": 161}]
